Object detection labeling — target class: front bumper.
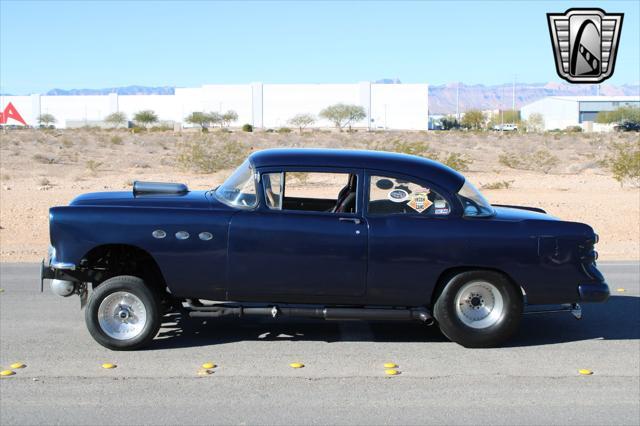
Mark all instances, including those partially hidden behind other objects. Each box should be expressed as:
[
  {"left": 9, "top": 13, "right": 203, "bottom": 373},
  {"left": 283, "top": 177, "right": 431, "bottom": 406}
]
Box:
[{"left": 578, "top": 282, "right": 610, "bottom": 303}]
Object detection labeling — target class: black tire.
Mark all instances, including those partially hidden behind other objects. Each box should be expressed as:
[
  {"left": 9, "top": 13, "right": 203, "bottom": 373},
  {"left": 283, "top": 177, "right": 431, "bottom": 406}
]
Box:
[
  {"left": 85, "top": 275, "right": 161, "bottom": 350},
  {"left": 434, "top": 271, "right": 522, "bottom": 348}
]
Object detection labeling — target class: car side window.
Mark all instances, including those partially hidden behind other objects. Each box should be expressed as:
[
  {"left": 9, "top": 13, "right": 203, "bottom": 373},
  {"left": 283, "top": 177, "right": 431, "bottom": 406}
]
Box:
[
  {"left": 368, "top": 175, "right": 450, "bottom": 216},
  {"left": 263, "top": 172, "right": 283, "bottom": 210},
  {"left": 262, "top": 171, "right": 357, "bottom": 214}
]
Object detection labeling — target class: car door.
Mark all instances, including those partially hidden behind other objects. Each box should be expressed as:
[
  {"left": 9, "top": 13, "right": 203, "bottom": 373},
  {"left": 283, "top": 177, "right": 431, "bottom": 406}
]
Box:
[
  {"left": 227, "top": 167, "right": 368, "bottom": 303},
  {"left": 364, "top": 171, "right": 458, "bottom": 306}
]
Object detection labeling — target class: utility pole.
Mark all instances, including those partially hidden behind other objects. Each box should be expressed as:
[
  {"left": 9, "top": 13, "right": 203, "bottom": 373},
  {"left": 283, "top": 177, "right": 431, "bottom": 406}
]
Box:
[
  {"left": 512, "top": 75, "right": 516, "bottom": 117},
  {"left": 456, "top": 82, "right": 460, "bottom": 122}
]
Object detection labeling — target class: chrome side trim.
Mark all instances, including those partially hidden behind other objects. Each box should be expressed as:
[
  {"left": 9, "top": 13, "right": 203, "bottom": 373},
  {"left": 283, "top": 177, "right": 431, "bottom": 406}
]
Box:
[{"left": 50, "top": 262, "right": 76, "bottom": 271}]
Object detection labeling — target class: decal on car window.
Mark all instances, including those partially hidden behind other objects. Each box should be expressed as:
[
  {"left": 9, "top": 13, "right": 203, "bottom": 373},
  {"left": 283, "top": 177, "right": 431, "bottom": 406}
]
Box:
[
  {"left": 387, "top": 189, "right": 409, "bottom": 203},
  {"left": 407, "top": 191, "right": 432, "bottom": 213},
  {"left": 435, "top": 208, "right": 450, "bottom": 215}
]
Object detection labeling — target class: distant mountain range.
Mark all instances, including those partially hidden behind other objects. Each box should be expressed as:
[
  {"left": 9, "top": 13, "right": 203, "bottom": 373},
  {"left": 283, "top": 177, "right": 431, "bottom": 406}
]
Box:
[
  {"left": 428, "top": 82, "right": 640, "bottom": 114},
  {"left": 3, "top": 82, "right": 638, "bottom": 114},
  {"left": 45, "top": 85, "right": 175, "bottom": 96}
]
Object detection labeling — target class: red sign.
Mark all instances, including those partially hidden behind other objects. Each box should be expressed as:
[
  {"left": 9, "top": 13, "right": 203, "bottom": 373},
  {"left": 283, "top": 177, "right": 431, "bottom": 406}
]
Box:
[{"left": 0, "top": 102, "right": 27, "bottom": 126}]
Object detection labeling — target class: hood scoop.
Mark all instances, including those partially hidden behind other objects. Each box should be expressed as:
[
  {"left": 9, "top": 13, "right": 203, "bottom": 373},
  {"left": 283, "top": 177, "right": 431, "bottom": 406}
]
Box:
[{"left": 133, "top": 181, "right": 189, "bottom": 196}]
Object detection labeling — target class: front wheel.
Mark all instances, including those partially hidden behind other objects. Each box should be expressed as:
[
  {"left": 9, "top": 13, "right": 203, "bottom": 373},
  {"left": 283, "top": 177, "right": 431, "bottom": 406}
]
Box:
[
  {"left": 434, "top": 271, "right": 523, "bottom": 348},
  {"left": 85, "top": 275, "right": 161, "bottom": 350}
]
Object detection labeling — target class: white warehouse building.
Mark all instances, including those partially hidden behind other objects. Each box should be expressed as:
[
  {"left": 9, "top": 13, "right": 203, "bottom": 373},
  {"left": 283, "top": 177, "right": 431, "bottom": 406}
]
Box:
[
  {"left": 0, "top": 82, "right": 429, "bottom": 130},
  {"left": 521, "top": 96, "right": 640, "bottom": 131}
]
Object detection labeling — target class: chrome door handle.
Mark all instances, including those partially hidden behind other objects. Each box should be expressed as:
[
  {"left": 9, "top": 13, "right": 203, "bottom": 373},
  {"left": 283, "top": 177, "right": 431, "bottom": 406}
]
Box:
[{"left": 339, "top": 217, "right": 361, "bottom": 224}]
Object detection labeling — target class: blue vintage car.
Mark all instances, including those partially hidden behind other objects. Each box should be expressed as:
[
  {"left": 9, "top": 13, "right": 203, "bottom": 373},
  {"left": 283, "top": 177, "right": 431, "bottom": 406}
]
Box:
[{"left": 41, "top": 148, "right": 609, "bottom": 350}]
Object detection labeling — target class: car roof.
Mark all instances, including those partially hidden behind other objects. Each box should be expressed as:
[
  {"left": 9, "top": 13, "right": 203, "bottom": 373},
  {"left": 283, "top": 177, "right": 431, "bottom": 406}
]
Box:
[{"left": 249, "top": 148, "right": 466, "bottom": 192}]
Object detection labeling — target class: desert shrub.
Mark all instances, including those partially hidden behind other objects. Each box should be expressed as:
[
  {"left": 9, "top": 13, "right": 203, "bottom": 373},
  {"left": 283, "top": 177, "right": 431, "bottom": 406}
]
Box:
[
  {"left": 242, "top": 124, "right": 253, "bottom": 132},
  {"left": 110, "top": 135, "right": 123, "bottom": 145},
  {"left": 442, "top": 152, "right": 472, "bottom": 171},
  {"left": 61, "top": 138, "right": 74, "bottom": 148},
  {"left": 150, "top": 124, "right": 173, "bottom": 132},
  {"left": 498, "top": 153, "right": 523, "bottom": 169},
  {"left": 85, "top": 160, "right": 103, "bottom": 173},
  {"left": 32, "top": 154, "right": 58, "bottom": 164},
  {"left": 565, "top": 126, "right": 583, "bottom": 133},
  {"left": 531, "top": 150, "right": 560, "bottom": 174},
  {"left": 37, "top": 177, "right": 51, "bottom": 187},
  {"left": 499, "top": 150, "right": 559, "bottom": 174},
  {"left": 177, "top": 138, "right": 250, "bottom": 173},
  {"left": 277, "top": 127, "right": 292, "bottom": 134},
  {"left": 385, "top": 140, "right": 438, "bottom": 159},
  {"left": 605, "top": 138, "right": 640, "bottom": 187},
  {"left": 481, "top": 180, "right": 513, "bottom": 190}
]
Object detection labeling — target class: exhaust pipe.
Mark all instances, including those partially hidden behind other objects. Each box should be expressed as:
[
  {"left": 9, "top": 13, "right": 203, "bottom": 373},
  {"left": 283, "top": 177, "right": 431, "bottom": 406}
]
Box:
[{"left": 188, "top": 304, "right": 433, "bottom": 324}]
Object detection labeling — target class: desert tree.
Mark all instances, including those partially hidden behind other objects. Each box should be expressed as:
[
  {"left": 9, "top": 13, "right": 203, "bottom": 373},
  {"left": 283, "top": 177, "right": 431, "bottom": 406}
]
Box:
[
  {"left": 133, "top": 110, "right": 158, "bottom": 130},
  {"left": 440, "top": 115, "right": 459, "bottom": 130},
  {"left": 185, "top": 112, "right": 213, "bottom": 131},
  {"left": 596, "top": 106, "right": 640, "bottom": 125},
  {"left": 221, "top": 110, "right": 239, "bottom": 128},
  {"left": 460, "top": 109, "right": 486, "bottom": 130},
  {"left": 524, "top": 113, "right": 545, "bottom": 132},
  {"left": 38, "top": 113, "right": 57, "bottom": 128},
  {"left": 288, "top": 113, "right": 316, "bottom": 133},
  {"left": 319, "top": 103, "right": 366, "bottom": 131},
  {"left": 104, "top": 112, "right": 128, "bottom": 129}
]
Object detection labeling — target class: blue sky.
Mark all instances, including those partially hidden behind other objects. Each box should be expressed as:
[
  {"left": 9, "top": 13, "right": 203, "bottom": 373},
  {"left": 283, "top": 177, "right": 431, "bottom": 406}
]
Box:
[{"left": 1, "top": 1, "right": 638, "bottom": 94}]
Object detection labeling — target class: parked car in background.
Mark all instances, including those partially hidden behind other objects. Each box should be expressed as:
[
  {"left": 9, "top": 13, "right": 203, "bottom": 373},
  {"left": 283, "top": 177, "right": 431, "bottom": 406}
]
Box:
[
  {"left": 41, "top": 149, "right": 608, "bottom": 350},
  {"left": 613, "top": 121, "right": 640, "bottom": 132},
  {"left": 492, "top": 123, "right": 518, "bottom": 131}
]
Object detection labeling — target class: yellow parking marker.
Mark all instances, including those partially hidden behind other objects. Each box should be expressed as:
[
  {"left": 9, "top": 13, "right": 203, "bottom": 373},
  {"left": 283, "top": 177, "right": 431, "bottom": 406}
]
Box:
[
  {"left": 383, "top": 363, "right": 398, "bottom": 369},
  {"left": 1, "top": 370, "right": 15, "bottom": 377},
  {"left": 197, "top": 369, "right": 213, "bottom": 376},
  {"left": 616, "top": 288, "right": 626, "bottom": 292},
  {"left": 578, "top": 369, "right": 593, "bottom": 375},
  {"left": 10, "top": 362, "right": 26, "bottom": 369},
  {"left": 201, "top": 362, "right": 216, "bottom": 369},
  {"left": 102, "top": 363, "right": 117, "bottom": 369},
  {"left": 289, "top": 362, "right": 304, "bottom": 369},
  {"left": 385, "top": 369, "right": 400, "bottom": 376}
]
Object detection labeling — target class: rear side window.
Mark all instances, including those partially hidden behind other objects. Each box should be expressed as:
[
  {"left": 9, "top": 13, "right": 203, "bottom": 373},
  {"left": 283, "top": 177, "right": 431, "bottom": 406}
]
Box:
[{"left": 368, "top": 175, "right": 450, "bottom": 216}]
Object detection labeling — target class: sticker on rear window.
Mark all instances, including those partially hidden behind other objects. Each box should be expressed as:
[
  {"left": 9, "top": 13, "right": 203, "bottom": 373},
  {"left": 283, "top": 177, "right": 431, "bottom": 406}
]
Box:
[
  {"left": 388, "top": 189, "right": 409, "bottom": 203},
  {"left": 407, "top": 191, "right": 432, "bottom": 213}
]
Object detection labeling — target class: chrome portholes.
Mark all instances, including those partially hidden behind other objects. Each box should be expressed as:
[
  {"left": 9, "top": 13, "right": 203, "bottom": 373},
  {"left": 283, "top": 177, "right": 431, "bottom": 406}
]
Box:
[
  {"left": 175, "top": 231, "right": 190, "bottom": 240},
  {"left": 454, "top": 280, "right": 505, "bottom": 329},
  {"left": 198, "top": 232, "right": 213, "bottom": 241},
  {"left": 152, "top": 229, "right": 167, "bottom": 239}
]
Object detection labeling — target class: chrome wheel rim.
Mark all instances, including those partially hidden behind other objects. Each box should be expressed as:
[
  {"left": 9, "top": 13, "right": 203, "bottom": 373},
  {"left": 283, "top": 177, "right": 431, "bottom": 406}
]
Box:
[
  {"left": 98, "top": 291, "right": 147, "bottom": 340},
  {"left": 454, "top": 281, "right": 504, "bottom": 329}
]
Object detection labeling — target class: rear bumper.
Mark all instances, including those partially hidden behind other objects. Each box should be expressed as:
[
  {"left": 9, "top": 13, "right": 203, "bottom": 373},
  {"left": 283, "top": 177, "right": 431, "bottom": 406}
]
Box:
[{"left": 578, "top": 282, "right": 610, "bottom": 303}]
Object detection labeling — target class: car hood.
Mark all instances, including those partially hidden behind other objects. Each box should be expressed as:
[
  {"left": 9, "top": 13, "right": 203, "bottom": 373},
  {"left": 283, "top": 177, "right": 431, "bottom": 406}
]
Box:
[
  {"left": 491, "top": 205, "right": 558, "bottom": 221},
  {"left": 70, "top": 190, "right": 228, "bottom": 210}
]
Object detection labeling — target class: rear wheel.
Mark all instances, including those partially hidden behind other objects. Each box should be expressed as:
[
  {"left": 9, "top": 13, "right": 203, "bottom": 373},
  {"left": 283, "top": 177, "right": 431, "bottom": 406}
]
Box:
[
  {"left": 85, "top": 275, "right": 161, "bottom": 350},
  {"left": 434, "top": 271, "right": 522, "bottom": 348}
]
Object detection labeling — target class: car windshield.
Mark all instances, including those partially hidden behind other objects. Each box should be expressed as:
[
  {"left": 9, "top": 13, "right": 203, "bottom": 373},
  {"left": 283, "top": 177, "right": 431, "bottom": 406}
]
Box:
[
  {"left": 457, "top": 180, "right": 494, "bottom": 217},
  {"left": 215, "top": 160, "right": 257, "bottom": 209}
]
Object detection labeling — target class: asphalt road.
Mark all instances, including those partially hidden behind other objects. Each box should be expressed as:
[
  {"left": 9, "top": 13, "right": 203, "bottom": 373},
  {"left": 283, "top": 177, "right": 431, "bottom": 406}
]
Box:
[{"left": 1, "top": 262, "right": 639, "bottom": 425}]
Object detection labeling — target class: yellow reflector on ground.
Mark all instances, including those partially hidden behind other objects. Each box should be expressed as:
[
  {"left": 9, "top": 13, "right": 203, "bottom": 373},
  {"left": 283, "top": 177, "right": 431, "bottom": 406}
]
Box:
[
  {"left": 197, "top": 369, "right": 213, "bottom": 376},
  {"left": 102, "top": 363, "right": 116, "bottom": 369},
  {"left": 10, "top": 362, "right": 25, "bottom": 369},
  {"left": 1, "top": 370, "right": 15, "bottom": 376},
  {"left": 616, "top": 288, "right": 626, "bottom": 292},
  {"left": 289, "top": 362, "right": 304, "bottom": 369},
  {"left": 385, "top": 369, "right": 399, "bottom": 376},
  {"left": 383, "top": 363, "right": 398, "bottom": 368},
  {"left": 579, "top": 369, "right": 593, "bottom": 375},
  {"left": 201, "top": 362, "right": 216, "bottom": 369}
]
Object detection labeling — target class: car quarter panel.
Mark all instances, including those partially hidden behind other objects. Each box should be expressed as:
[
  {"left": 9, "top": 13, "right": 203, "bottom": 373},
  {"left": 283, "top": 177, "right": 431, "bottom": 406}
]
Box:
[
  {"left": 365, "top": 214, "right": 598, "bottom": 306},
  {"left": 49, "top": 205, "right": 232, "bottom": 299}
]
